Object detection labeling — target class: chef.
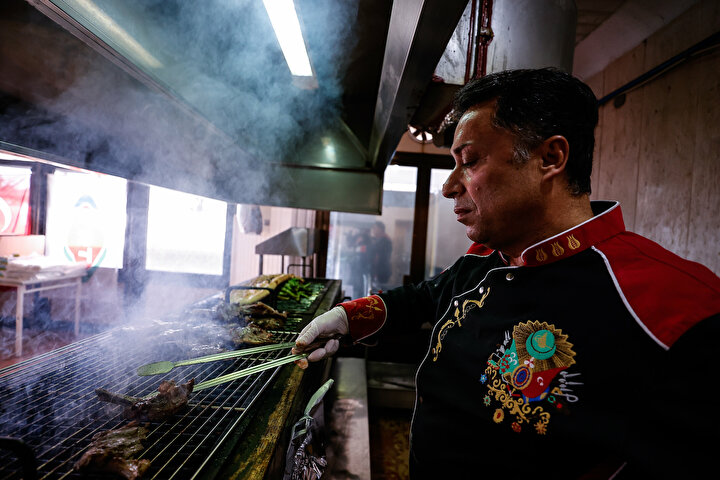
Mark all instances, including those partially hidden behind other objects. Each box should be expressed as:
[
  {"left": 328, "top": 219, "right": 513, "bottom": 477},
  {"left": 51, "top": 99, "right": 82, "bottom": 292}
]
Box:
[{"left": 294, "top": 68, "right": 720, "bottom": 479}]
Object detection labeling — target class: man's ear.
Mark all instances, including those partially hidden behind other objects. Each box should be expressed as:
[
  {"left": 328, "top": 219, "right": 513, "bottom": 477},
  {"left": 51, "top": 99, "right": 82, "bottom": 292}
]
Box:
[{"left": 539, "top": 135, "right": 569, "bottom": 180}]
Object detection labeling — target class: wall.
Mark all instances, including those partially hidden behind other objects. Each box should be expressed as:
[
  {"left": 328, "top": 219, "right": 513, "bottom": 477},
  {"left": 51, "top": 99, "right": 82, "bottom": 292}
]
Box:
[
  {"left": 230, "top": 206, "right": 316, "bottom": 284},
  {"left": 585, "top": 0, "right": 720, "bottom": 275}
]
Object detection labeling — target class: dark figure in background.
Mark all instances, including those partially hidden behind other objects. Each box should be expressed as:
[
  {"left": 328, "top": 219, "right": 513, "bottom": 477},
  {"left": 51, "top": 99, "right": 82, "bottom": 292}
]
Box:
[
  {"left": 368, "top": 221, "right": 392, "bottom": 289},
  {"left": 294, "top": 68, "right": 720, "bottom": 478},
  {"left": 345, "top": 228, "right": 370, "bottom": 297}
]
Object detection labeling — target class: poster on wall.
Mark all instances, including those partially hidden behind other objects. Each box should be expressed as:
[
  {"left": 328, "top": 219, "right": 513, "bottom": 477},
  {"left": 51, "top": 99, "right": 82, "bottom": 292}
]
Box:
[
  {"left": 45, "top": 170, "right": 127, "bottom": 269},
  {"left": 0, "top": 166, "right": 31, "bottom": 235}
]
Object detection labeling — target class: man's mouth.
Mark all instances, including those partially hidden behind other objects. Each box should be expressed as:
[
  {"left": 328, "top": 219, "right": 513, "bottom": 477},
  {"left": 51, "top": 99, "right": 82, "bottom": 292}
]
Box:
[{"left": 454, "top": 206, "right": 472, "bottom": 221}]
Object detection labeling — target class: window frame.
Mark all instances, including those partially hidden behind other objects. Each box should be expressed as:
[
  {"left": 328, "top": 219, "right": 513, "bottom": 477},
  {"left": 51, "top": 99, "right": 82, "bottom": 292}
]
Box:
[{"left": 120, "top": 182, "right": 233, "bottom": 291}]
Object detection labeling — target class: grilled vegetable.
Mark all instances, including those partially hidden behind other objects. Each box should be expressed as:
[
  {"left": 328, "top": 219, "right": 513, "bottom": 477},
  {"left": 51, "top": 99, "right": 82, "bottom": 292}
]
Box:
[
  {"left": 277, "top": 277, "right": 315, "bottom": 301},
  {"left": 228, "top": 274, "right": 297, "bottom": 304}
]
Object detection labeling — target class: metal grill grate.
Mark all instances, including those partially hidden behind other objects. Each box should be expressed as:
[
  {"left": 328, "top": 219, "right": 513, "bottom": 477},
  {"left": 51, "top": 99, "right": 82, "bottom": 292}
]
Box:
[
  {"left": 0, "top": 325, "right": 296, "bottom": 479},
  {"left": 0, "top": 279, "right": 338, "bottom": 479}
]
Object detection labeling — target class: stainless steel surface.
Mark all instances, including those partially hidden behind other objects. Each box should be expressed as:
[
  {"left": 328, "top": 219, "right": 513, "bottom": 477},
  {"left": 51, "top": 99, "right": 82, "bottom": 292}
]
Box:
[
  {"left": 366, "top": 361, "right": 416, "bottom": 410},
  {"left": 254, "top": 228, "right": 320, "bottom": 257},
  {"left": 486, "top": 0, "right": 578, "bottom": 74},
  {"left": 324, "top": 357, "right": 371, "bottom": 480},
  {"left": 369, "top": 0, "right": 468, "bottom": 170}
]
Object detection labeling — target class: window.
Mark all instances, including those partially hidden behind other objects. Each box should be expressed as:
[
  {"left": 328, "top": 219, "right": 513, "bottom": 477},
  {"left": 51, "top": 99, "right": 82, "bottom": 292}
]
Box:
[
  {"left": 145, "top": 186, "right": 227, "bottom": 275},
  {"left": 425, "top": 169, "right": 472, "bottom": 278},
  {"left": 0, "top": 165, "right": 31, "bottom": 235},
  {"left": 326, "top": 165, "right": 416, "bottom": 297},
  {"left": 46, "top": 170, "right": 127, "bottom": 268}
]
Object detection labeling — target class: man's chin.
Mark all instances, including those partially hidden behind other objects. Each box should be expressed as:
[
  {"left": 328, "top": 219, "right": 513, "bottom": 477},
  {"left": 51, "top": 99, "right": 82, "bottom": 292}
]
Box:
[{"left": 465, "top": 228, "right": 485, "bottom": 245}]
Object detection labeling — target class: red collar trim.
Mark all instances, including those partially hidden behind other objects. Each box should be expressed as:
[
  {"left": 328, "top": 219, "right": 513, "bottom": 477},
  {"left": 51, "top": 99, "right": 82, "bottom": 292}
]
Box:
[
  {"left": 466, "top": 243, "right": 494, "bottom": 256},
  {"left": 520, "top": 201, "right": 625, "bottom": 266}
]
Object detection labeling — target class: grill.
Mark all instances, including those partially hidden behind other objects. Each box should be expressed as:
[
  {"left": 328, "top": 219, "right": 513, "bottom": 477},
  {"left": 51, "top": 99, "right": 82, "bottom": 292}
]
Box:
[{"left": 0, "top": 278, "right": 340, "bottom": 479}]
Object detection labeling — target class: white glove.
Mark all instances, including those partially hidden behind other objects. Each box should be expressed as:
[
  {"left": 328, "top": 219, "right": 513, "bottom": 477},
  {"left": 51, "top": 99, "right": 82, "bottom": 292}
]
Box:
[{"left": 292, "top": 306, "right": 349, "bottom": 369}]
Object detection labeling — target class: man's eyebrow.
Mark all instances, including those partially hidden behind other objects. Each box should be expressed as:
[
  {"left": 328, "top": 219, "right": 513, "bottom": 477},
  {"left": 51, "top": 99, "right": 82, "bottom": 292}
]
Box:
[{"left": 452, "top": 142, "right": 470, "bottom": 156}]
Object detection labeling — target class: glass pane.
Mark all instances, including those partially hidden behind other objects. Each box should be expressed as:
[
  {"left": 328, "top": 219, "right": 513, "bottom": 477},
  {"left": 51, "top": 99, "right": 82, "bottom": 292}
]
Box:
[
  {"left": 146, "top": 186, "right": 227, "bottom": 275},
  {"left": 46, "top": 170, "right": 127, "bottom": 268},
  {"left": 0, "top": 165, "right": 31, "bottom": 235},
  {"left": 426, "top": 169, "right": 472, "bottom": 278},
  {"left": 326, "top": 165, "right": 416, "bottom": 298}
]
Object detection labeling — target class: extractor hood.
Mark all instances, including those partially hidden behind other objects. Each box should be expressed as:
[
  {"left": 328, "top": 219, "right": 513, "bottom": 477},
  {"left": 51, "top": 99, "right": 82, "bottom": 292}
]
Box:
[{"left": 0, "top": 0, "right": 468, "bottom": 213}]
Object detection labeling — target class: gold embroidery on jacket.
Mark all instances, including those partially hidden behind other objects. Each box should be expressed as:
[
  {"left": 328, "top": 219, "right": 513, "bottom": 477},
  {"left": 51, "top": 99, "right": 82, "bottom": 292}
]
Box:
[
  {"left": 567, "top": 234, "right": 581, "bottom": 250},
  {"left": 550, "top": 242, "right": 565, "bottom": 257},
  {"left": 432, "top": 289, "right": 490, "bottom": 361},
  {"left": 482, "top": 320, "right": 579, "bottom": 435},
  {"left": 349, "top": 295, "right": 385, "bottom": 322}
]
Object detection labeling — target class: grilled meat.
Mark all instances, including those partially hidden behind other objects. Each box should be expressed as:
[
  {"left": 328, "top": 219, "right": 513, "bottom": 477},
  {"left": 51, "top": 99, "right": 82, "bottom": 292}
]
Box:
[
  {"left": 230, "top": 322, "right": 274, "bottom": 346},
  {"left": 74, "top": 423, "right": 151, "bottom": 479},
  {"left": 218, "top": 301, "right": 287, "bottom": 328},
  {"left": 96, "top": 379, "right": 195, "bottom": 422},
  {"left": 249, "top": 316, "right": 285, "bottom": 330},
  {"left": 235, "top": 301, "right": 288, "bottom": 319}
]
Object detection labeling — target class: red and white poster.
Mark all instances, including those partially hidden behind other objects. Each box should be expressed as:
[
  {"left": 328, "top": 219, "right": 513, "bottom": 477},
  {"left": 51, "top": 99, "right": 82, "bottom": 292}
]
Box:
[
  {"left": 0, "top": 166, "right": 31, "bottom": 235},
  {"left": 45, "top": 171, "right": 127, "bottom": 268}
]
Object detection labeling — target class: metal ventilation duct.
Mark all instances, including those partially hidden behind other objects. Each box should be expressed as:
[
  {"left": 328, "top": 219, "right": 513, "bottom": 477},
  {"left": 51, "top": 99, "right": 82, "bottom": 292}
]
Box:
[
  {"left": 486, "top": 0, "right": 577, "bottom": 73},
  {"left": 1, "top": 0, "right": 468, "bottom": 213}
]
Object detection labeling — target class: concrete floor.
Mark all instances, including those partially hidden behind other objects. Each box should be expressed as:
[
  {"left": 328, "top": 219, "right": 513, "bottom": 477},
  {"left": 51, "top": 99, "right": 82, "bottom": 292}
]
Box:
[
  {"left": 0, "top": 322, "right": 93, "bottom": 369},
  {"left": 369, "top": 407, "right": 412, "bottom": 480}
]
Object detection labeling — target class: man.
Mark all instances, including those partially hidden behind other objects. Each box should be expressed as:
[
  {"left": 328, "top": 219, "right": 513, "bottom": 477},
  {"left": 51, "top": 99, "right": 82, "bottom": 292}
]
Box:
[
  {"left": 368, "top": 221, "right": 392, "bottom": 288},
  {"left": 294, "top": 68, "right": 720, "bottom": 478}
]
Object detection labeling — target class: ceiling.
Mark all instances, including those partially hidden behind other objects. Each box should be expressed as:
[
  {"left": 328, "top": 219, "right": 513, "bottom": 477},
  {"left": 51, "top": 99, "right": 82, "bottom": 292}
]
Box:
[
  {"left": 0, "top": 0, "right": 699, "bottom": 213},
  {"left": 575, "top": 0, "right": 625, "bottom": 45}
]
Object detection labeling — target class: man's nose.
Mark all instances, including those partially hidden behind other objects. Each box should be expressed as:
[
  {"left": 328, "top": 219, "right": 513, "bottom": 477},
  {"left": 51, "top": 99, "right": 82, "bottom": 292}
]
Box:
[{"left": 442, "top": 168, "right": 462, "bottom": 198}]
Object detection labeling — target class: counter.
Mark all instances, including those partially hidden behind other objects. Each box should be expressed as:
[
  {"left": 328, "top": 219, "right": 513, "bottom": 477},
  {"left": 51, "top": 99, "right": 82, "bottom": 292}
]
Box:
[{"left": 215, "top": 278, "right": 340, "bottom": 479}]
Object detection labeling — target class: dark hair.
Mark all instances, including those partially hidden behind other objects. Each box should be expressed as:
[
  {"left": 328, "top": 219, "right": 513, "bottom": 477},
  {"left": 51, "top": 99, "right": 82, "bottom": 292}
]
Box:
[
  {"left": 373, "top": 221, "right": 385, "bottom": 232},
  {"left": 452, "top": 68, "right": 599, "bottom": 195}
]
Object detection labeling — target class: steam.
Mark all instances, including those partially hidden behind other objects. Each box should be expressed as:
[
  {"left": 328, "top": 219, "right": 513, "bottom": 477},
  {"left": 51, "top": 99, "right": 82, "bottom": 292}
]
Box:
[
  {"left": 0, "top": 0, "right": 363, "bottom": 365},
  {"left": 1, "top": 0, "right": 360, "bottom": 203}
]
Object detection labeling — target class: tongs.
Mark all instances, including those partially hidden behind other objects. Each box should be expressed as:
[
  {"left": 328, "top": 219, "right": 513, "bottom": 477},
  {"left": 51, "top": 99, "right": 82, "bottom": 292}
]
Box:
[
  {"left": 193, "top": 352, "right": 306, "bottom": 392},
  {"left": 135, "top": 337, "right": 339, "bottom": 395},
  {"left": 136, "top": 342, "right": 296, "bottom": 376},
  {"left": 121, "top": 351, "right": 307, "bottom": 401},
  {"left": 133, "top": 343, "right": 304, "bottom": 398}
]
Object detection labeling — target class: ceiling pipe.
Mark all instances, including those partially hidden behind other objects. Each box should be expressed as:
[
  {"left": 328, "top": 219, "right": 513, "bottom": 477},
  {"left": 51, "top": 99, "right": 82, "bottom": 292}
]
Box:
[
  {"left": 475, "top": 0, "right": 494, "bottom": 78},
  {"left": 464, "top": 0, "right": 477, "bottom": 84},
  {"left": 485, "top": 0, "right": 576, "bottom": 74}
]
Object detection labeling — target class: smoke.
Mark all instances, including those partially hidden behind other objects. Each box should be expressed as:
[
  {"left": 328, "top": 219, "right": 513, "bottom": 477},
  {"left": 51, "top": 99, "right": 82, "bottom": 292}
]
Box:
[
  {"left": 1, "top": 0, "right": 361, "bottom": 204},
  {"left": 0, "top": 0, "right": 363, "bottom": 360}
]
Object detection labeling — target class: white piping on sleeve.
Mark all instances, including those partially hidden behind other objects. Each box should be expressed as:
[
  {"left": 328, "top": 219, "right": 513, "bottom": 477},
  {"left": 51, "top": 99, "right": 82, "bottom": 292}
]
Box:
[
  {"left": 592, "top": 246, "right": 669, "bottom": 351},
  {"left": 608, "top": 462, "right": 627, "bottom": 479}
]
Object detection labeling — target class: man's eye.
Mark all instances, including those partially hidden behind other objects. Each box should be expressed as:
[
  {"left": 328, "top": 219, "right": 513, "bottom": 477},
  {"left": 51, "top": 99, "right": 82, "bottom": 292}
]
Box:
[{"left": 462, "top": 157, "right": 478, "bottom": 167}]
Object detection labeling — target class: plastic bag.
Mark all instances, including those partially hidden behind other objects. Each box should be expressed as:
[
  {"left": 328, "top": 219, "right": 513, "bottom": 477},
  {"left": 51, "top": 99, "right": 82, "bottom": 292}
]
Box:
[{"left": 283, "top": 379, "right": 334, "bottom": 480}]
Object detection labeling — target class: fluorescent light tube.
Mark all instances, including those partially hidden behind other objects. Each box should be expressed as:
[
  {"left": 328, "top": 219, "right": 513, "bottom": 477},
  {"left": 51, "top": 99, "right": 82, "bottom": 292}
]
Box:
[{"left": 263, "top": 0, "right": 313, "bottom": 77}]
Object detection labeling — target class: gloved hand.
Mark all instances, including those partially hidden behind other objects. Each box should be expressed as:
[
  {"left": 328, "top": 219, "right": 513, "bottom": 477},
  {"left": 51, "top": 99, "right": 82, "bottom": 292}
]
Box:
[{"left": 292, "top": 306, "right": 349, "bottom": 369}]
